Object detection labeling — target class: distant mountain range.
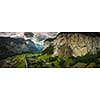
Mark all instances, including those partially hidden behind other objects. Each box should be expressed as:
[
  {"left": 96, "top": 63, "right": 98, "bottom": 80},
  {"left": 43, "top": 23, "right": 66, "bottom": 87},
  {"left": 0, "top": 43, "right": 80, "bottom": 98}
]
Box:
[{"left": 0, "top": 32, "right": 58, "bottom": 59}]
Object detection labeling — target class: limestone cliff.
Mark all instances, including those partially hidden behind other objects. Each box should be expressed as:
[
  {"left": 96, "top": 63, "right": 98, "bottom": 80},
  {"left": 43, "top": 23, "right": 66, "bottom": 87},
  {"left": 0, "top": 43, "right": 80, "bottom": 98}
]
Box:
[{"left": 44, "top": 32, "right": 100, "bottom": 57}]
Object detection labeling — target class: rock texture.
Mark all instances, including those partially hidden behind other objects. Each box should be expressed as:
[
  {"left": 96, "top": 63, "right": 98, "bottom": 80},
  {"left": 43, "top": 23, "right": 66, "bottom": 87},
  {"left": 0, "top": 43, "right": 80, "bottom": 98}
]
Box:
[{"left": 44, "top": 32, "right": 100, "bottom": 57}]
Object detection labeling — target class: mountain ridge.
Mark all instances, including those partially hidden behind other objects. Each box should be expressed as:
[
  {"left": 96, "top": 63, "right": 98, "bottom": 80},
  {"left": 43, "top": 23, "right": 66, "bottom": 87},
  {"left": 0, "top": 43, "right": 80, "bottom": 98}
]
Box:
[
  {"left": 44, "top": 32, "right": 100, "bottom": 57},
  {"left": 0, "top": 37, "right": 40, "bottom": 59}
]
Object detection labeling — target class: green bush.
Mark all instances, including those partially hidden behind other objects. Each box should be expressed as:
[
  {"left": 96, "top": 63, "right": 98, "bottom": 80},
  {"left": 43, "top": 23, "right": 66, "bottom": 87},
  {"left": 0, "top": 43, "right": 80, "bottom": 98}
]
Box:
[
  {"left": 72, "top": 62, "right": 87, "bottom": 68},
  {"left": 42, "top": 45, "right": 54, "bottom": 55}
]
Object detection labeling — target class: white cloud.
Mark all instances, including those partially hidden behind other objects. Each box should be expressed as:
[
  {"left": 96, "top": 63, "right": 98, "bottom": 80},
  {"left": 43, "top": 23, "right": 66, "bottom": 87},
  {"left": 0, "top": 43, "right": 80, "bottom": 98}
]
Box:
[{"left": 0, "top": 32, "right": 58, "bottom": 46}]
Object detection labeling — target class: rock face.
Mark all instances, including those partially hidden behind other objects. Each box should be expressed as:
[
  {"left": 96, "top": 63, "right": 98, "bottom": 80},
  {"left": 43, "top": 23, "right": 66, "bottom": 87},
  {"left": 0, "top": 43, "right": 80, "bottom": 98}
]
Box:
[{"left": 44, "top": 32, "right": 100, "bottom": 57}]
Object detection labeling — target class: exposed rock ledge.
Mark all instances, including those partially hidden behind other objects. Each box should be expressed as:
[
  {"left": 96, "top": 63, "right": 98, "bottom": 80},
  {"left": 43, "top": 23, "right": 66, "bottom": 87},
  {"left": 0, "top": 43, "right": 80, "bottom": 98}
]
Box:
[{"left": 44, "top": 32, "right": 100, "bottom": 57}]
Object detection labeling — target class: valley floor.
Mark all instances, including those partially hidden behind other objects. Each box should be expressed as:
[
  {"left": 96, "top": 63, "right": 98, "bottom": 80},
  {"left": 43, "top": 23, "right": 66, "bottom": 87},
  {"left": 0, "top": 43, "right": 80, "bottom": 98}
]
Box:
[{"left": 0, "top": 53, "right": 100, "bottom": 68}]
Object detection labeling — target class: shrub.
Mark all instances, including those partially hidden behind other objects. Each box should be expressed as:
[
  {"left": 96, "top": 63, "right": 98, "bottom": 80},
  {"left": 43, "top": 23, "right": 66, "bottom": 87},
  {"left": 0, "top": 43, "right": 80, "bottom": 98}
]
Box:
[{"left": 42, "top": 45, "right": 54, "bottom": 55}]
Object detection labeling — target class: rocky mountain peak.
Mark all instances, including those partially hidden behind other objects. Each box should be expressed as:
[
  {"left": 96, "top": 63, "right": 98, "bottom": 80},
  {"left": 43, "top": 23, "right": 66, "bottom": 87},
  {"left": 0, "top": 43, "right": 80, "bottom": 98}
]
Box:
[{"left": 44, "top": 32, "right": 100, "bottom": 57}]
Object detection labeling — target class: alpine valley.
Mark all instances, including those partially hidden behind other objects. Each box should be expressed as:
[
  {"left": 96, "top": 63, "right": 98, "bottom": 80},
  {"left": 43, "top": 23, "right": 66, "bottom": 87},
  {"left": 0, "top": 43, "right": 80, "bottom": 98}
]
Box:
[{"left": 0, "top": 32, "right": 100, "bottom": 68}]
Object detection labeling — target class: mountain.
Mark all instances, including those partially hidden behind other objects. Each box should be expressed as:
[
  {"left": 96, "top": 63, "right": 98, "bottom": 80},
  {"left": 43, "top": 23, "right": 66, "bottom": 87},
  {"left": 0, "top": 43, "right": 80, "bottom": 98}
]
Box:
[
  {"left": 0, "top": 32, "right": 58, "bottom": 59},
  {"left": 43, "top": 32, "right": 100, "bottom": 57},
  {"left": 1, "top": 32, "right": 100, "bottom": 68},
  {"left": 0, "top": 37, "right": 40, "bottom": 59},
  {"left": 0, "top": 32, "right": 58, "bottom": 49}
]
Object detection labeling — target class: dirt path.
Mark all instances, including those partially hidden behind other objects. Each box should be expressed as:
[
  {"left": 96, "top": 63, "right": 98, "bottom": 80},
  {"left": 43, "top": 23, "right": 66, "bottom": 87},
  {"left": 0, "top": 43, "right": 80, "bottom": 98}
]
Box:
[{"left": 24, "top": 56, "right": 29, "bottom": 68}]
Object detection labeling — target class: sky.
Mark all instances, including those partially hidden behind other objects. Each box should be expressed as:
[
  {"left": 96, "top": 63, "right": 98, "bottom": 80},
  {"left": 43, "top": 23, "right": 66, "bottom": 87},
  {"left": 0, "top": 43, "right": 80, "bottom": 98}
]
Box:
[
  {"left": 0, "top": 32, "right": 58, "bottom": 45},
  {"left": 0, "top": 32, "right": 58, "bottom": 38}
]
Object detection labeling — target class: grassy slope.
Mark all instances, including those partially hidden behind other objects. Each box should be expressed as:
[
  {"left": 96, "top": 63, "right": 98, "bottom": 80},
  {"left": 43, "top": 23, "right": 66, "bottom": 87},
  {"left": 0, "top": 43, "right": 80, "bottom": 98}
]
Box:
[{"left": 1, "top": 52, "right": 100, "bottom": 68}]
